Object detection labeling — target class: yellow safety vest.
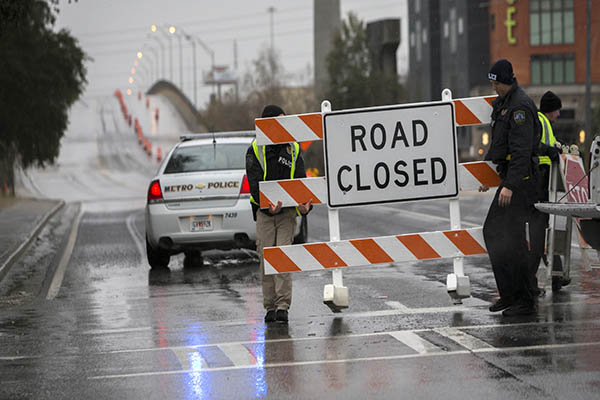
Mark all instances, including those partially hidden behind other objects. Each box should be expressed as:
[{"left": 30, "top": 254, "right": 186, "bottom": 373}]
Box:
[
  {"left": 249, "top": 140, "right": 299, "bottom": 208},
  {"left": 538, "top": 112, "right": 557, "bottom": 166}
]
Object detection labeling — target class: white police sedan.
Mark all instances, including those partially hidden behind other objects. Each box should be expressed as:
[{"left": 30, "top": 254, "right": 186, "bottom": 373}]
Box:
[{"left": 145, "top": 131, "right": 307, "bottom": 269}]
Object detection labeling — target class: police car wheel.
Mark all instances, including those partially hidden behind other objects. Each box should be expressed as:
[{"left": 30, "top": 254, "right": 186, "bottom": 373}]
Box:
[
  {"left": 183, "top": 251, "right": 203, "bottom": 268},
  {"left": 146, "top": 237, "right": 170, "bottom": 269}
]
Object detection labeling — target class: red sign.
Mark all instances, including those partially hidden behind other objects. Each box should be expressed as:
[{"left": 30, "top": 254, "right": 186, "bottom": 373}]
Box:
[{"left": 561, "top": 154, "right": 589, "bottom": 203}]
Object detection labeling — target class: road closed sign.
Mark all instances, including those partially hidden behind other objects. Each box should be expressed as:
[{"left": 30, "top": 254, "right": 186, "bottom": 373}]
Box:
[{"left": 323, "top": 102, "right": 458, "bottom": 208}]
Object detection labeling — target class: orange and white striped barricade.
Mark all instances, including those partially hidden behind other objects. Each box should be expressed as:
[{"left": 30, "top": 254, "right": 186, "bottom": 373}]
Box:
[
  {"left": 264, "top": 228, "right": 486, "bottom": 274},
  {"left": 258, "top": 161, "right": 501, "bottom": 209},
  {"left": 254, "top": 95, "right": 496, "bottom": 145},
  {"left": 257, "top": 90, "right": 498, "bottom": 310}
]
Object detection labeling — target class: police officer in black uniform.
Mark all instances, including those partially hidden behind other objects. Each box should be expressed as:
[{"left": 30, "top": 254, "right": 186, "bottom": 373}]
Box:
[{"left": 480, "top": 59, "right": 541, "bottom": 317}]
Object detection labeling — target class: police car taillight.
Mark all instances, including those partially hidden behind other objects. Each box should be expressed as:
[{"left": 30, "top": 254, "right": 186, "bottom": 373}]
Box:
[
  {"left": 240, "top": 174, "right": 250, "bottom": 194},
  {"left": 147, "top": 179, "right": 163, "bottom": 202}
]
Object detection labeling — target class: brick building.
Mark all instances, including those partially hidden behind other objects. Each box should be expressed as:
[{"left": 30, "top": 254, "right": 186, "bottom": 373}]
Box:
[
  {"left": 407, "top": 0, "right": 599, "bottom": 159},
  {"left": 476, "top": 0, "right": 600, "bottom": 154}
]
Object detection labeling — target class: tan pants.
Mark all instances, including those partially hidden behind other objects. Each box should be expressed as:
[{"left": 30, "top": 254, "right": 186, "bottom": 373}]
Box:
[{"left": 256, "top": 208, "right": 297, "bottom": 311}]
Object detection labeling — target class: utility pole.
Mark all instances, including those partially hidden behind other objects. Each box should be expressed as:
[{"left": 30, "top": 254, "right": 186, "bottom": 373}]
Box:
[
  {"left": 234, "top": 39, "right": 239, "bottom": 102},
  {"left": 584, "top": 0, "right": 592, "bottom": 150},
  {"left": 268, "top": 6, "right": 275, "bottom": 51}
]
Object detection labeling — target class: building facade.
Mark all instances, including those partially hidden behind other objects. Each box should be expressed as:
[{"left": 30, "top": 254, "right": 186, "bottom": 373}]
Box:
[
  {"left": 408, "top": 0, "right": 599, "bottom": 159},
  {"left": 407, "top": 0, "right": 442, "bottom": 102},
  {"left": 407, "top": 0, "right": 491, "bottom": 159},
  {"left": 484, "top": 0, "right": 600, "bottom": 149}
]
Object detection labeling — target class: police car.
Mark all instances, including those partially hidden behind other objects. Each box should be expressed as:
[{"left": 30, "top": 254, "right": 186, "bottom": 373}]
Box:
[{"left": 144, "top": 131, "right": 307, "bottom": 269}]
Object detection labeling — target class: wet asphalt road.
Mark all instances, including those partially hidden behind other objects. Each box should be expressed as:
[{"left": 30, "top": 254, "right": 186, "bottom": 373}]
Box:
[{"left": 1, "top": 96, "right": 600, "bottom": 399}]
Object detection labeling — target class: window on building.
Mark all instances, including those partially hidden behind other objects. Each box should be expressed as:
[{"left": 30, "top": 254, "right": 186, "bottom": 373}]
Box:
[
  {"left": 490, "top": 14, "right": 495, "bottom": 31},
  {"left": 530, "top": 0, "right": 574, "bottom": 46},
  {"left": 530, "top": 53, "right": 575, "bottom": 85}
]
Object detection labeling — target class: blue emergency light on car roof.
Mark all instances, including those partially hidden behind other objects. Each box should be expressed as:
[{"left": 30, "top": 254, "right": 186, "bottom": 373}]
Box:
[{"left": 179, "top": 131, "right": 255, "bottom": 142}]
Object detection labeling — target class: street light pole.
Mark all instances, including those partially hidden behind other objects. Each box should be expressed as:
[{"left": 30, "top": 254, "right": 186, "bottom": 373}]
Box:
[
  {"left": 147, "top": 34, "right": 165, "bottom": 80},
  {"left": 157, "top": 26, "right": 173, "bottom": 82},
  {"left": 195, "top": 37, "right": 215, "bottom": 96},
  {"left": 143, "top": 44, "right": 159, "bottom": 83},
  {"left": 584, "top": 0, "right": 592, "bottom": 149},
  {"left": 177, "top": 34, "right": 183, "bottom": 91},
  {"left": 267, "top": 6, "right": 275, "bottom": 51},
  {"left": 183, "top": 32, "right": 198, "bottom": 107}
]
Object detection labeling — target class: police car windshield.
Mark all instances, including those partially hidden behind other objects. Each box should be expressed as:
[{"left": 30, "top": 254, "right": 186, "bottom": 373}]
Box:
[{"left": 164, "top": 143, "right": 247, "bottom": 174}]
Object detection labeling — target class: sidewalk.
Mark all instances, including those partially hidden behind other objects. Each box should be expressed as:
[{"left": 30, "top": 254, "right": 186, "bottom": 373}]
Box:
[{"left": 0, "top": 197, "right": 64, "bottom": 282}]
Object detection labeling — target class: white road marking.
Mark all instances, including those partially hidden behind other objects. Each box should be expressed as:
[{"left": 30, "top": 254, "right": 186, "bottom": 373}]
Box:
[
  {"left": 434, "top": 327, "right": 495, "bottom": 350},
  {"left": 356, "top": 304, "right": 474, "bottom": 317},
  {"left": 0, "top": 356, "right": 38, "bottom": 361},
  {"left": 218, "top": 344, "right": 257, "bottom": 367},
  {"left": 88, "top": 340, "right": 600, "bottom": 380},
  {"left": 81, "top": 326, "right": 152, "bottom": 335},
  {"left": 46, "top": 205, "right": 84, "bottom": 300},
  {"left": 125, "top": 211, "right": 145, "bottom": 265},
  {"left": 384, "top": 301, "right": 411, "bottom": 312},
  {"left": 171, "top": 347, "right": 208, "bottom": 370},
  {"left": 389, "top": 331, "right": 443, "bottom": 354}
]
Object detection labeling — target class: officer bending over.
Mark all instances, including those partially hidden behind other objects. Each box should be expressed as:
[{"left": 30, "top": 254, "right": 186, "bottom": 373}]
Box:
[{"left": 481, "top": 59, "right": 541, "bottom": 317}]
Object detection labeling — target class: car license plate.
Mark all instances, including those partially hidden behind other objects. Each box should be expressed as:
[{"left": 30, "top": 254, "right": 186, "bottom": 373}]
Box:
[{"left": 190, "top": 217, "right": 213, "bottom": 232}]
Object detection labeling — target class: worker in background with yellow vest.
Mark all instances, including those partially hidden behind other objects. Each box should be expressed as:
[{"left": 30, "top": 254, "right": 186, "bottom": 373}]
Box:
[
  {"left": 529, "top": 91, "right": 564, "bottom": 295},
  {"left": 245, "top": 105, "right": 312, "bottom": 324}
]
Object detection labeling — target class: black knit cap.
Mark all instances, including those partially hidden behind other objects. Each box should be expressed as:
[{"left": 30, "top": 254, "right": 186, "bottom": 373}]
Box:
[
  {"left": 540, "top": 91, "right": 562, "bottom": 113},
  {"left": 261, "top": 105, "right": 285, "bottom": 118},
  {"left": 488, "top": 59, "right": 515, "bottom": 85}
]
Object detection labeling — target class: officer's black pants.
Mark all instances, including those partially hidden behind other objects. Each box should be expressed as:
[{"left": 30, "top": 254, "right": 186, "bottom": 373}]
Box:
[{"left": 483, "top": 186, "right": 534, "bottom": 307}]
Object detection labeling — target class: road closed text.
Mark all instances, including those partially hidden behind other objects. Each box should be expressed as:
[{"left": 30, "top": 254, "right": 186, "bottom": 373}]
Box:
[
  {"left": 323, "top": 103, "right": 458, "bottom": 207},
  {"left": 337, "top": 121, "right": 447, "bottom": 192}
]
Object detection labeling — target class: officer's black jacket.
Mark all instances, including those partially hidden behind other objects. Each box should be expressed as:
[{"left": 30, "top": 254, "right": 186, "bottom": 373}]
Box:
[
  {"left": 486, "top": 83, "right": 541, "bottom": 191},
  {"left": 245, "top": 143, "right": 307, "bottom": 220}
]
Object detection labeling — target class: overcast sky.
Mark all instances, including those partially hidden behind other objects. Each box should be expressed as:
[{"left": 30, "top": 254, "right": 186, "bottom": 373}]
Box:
[{"left": 55, "top": 0, "right": 408, "bottom": 107}]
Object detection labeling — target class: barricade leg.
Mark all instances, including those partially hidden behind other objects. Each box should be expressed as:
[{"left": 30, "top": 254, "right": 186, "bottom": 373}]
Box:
[
  {"left": 322, "top": 206, "right": 349, "bottom": 312},
  {"left": 442, "top": 89, "right": 470, "bottom": 304},
  {"left": 320, "top": 100, "right": 348, "bottom": 312},
  {"left": 546, "top": 162, "right": 559, "bottom": 280},
  {"left": 446, "top": 198, "right": 470, "bottom": 304}
]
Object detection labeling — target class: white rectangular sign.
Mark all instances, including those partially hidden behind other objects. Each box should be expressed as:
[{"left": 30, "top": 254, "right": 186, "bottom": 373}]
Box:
[{"left": 323, "top": 102, "right": 458, "bottom": 208}]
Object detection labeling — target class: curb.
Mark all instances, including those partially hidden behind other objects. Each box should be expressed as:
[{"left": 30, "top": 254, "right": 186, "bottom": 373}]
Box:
[{"left": 0, "top": 200, "right": 65, "bottom": 283}]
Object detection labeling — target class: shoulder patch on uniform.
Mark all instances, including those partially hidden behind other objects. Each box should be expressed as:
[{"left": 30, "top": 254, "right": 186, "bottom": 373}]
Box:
[{"left": 513, "top": 110, "right": 526, "bottom": 124}]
